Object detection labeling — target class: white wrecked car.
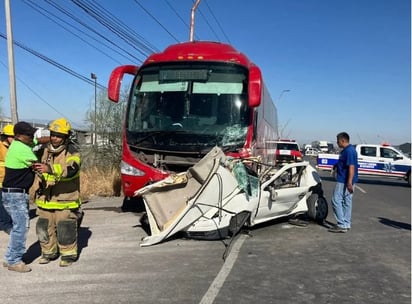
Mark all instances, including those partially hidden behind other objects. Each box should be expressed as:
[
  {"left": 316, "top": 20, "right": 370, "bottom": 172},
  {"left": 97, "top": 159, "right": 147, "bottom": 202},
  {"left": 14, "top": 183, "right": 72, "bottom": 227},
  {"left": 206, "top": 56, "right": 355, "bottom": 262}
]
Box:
[{"left": 135, "top": 147, "right": 328, "bottom": 247}]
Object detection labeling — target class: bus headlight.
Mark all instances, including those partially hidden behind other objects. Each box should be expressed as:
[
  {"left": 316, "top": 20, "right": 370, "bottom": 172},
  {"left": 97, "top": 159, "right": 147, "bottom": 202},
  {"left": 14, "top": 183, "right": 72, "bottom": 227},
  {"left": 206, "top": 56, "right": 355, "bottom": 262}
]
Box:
[{"left": 120, "top": 160, "right": 145, "bottom": 176}]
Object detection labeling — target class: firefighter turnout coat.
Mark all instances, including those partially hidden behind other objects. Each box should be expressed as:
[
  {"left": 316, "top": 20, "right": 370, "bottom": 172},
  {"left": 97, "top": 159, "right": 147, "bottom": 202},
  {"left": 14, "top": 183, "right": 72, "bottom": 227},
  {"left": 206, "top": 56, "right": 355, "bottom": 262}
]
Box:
[
  {"left": 35, "top": 143, "right": 81, "bottom": 210},
  {"left": 34, "top": 143, "right": 81, "bottom": 261}
]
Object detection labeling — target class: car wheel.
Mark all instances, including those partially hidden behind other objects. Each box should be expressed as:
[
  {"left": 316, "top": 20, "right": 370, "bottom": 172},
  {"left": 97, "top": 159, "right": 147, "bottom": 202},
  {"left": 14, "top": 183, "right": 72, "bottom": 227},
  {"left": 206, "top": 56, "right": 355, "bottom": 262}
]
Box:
[{"left": 307, "top": 193, "right": 328, "bottom": 223}]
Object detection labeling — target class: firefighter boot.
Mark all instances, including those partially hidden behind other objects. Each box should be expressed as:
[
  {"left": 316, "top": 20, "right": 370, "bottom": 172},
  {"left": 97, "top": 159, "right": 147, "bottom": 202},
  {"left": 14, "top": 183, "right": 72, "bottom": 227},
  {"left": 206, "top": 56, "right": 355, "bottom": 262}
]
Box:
[
  {"left": 38, "top": 253, "right": 58, "bottom": 264},
  {"left": 59, "top": 256, "right": 76, "bottom": 267}
]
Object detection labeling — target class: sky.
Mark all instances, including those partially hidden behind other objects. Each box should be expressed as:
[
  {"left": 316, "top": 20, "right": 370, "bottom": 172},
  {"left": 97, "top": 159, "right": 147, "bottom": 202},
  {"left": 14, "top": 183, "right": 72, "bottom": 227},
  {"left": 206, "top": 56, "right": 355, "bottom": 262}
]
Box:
[{"left": 0, "top": 0, "right": 410, "bottom": 146}]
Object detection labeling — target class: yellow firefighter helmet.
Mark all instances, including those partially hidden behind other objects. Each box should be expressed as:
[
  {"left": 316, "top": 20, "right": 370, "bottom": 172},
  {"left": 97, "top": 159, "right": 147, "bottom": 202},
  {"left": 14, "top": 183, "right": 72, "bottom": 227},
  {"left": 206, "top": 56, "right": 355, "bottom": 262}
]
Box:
[
  {"left": 2, "top": 124, "right": 14, "bottom": 136},
  {"left": 48, "top": 118, "right": 71, "bottom": 135}
]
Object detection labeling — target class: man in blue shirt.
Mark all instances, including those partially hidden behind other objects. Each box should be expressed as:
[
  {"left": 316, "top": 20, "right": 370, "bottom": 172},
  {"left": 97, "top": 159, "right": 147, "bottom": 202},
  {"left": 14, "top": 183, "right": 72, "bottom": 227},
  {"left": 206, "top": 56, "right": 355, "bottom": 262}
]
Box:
[{"left": 329, "top": 132, "right": 358, "bottom": 233}]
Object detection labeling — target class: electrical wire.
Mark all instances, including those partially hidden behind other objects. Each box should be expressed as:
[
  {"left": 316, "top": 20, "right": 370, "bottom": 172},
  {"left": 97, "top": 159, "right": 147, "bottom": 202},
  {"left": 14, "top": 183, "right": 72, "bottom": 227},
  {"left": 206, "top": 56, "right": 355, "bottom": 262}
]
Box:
[
  {"left": 43, "top": 0, "right": 144, "bottom": 63},
  {"left": 204, "top": 0, "right": 231, "bottom": 44},
  {"left": 22, "top": 0, "right": 128, "bottom": 65},
  {"left": 0, "top": 33, "right": 106, "bottom": 90},
  {"left": 70, "top": 0, "right": 157, "bottom": 58},
  {"left": 132, "top": 0, "right": 180, "bottom": 43},
  {"left": 194, "top": 1, "right": 221, "bottom": 41},
  {"left": 165, "top": 0, "right": 199, "bottom": 40},
  {"left": 82, "top": 0, "right": 159, "bottom": 52},
  {"left": 0, "top": 59, "right": 83, "bottom": 129}
]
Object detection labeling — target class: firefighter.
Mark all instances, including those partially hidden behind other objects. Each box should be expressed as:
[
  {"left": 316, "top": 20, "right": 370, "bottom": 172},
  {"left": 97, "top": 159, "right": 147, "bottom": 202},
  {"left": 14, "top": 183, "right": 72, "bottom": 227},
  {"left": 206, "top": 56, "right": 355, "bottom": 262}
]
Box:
[
  {"left": 33, "top": 118, "right": 82, "bottom": 267},
  {"left": 0, "top": 124, "right": 14, "bottom": 233}
]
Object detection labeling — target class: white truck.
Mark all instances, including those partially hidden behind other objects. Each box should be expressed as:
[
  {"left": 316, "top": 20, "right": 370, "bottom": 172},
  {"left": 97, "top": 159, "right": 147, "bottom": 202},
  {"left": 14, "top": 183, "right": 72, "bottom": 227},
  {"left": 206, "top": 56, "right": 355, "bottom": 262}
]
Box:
[{"left": 317, "top": 144, "right": 411, "bottom": 186}]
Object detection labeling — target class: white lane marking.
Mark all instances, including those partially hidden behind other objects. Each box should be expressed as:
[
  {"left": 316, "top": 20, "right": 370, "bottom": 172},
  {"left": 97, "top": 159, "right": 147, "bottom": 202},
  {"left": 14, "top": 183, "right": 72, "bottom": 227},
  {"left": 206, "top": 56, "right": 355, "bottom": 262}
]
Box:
[
  {"left": 356, "top": 185, "right": 367, "bottom": 193},
  {"left": 199, "top": 234, "right": 247, "bottom": 304}
]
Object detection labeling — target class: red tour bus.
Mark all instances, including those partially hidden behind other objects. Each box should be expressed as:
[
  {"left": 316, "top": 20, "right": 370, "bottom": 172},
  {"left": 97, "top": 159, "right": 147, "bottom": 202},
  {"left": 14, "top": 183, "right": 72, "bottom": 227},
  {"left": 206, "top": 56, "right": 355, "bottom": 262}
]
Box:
[{"left": 108, "top": 41, "right": 278, "bottom": 201}]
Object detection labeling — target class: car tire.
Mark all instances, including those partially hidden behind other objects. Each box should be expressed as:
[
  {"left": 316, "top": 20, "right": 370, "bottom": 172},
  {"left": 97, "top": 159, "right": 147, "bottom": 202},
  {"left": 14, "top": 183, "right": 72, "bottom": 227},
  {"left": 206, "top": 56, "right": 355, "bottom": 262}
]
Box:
[{"left": 307, "top": 193, "right": 328, "bottom": 223}]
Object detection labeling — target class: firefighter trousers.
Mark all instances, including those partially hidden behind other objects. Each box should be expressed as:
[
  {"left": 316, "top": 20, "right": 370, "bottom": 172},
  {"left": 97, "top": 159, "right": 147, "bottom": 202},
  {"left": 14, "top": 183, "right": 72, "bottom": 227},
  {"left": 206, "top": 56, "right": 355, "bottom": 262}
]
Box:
[{"left": 36, "top": 207, "right": 79, "bottom": 261}]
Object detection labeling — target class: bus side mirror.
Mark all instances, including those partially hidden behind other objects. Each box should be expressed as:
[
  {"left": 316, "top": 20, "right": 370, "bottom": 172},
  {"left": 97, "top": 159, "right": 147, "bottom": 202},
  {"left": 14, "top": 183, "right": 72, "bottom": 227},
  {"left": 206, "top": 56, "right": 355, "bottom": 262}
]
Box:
[
  {"left": 248, "top": 66, "right": 262, "bottom": 108},
  {"left": 108, "top": 65, "right": 139, "bottom": 103}
]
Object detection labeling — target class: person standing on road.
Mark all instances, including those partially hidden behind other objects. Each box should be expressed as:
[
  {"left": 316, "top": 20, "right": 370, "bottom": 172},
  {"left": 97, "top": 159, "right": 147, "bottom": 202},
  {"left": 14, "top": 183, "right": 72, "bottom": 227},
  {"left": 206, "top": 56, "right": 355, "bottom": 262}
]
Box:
[
  {"left": 0, "top": 124, "right": 15, "bottom": 233},
  {"left": 33, "top": 118, "right": 82, "bottom": 267},
  {"left": 0, "top": 124, "right": 49, "bottom": 236},
  {"left": 2, "top": 122, "right": 39, "bottom": 273},
  {"left": 329, "top": 132, "right": 358, "bottom": 233}
]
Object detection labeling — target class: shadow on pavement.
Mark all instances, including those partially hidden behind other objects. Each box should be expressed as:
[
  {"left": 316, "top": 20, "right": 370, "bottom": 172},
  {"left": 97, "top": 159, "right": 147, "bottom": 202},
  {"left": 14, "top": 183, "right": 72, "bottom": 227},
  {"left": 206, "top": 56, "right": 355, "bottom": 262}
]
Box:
[
  {"left": 378, "top": 217, "right": 411, "bottom": 230},
  {"left": 320, "top": 175, "right": 409, "bottom": 187},
  {"left": 23, "top": 226, "right": 92, "bottom": 264}
]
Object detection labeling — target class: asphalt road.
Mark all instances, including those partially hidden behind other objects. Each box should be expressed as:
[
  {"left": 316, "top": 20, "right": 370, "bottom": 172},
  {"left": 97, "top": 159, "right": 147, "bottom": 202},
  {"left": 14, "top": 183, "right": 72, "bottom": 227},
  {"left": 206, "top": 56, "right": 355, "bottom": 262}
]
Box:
[{"left": 0, "top": 163, "right": 410, "bottom": 304}]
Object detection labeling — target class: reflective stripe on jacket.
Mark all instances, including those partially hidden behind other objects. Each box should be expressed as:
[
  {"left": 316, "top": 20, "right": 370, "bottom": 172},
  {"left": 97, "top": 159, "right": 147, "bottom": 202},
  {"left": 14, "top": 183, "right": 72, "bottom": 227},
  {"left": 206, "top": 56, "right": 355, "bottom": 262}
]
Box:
[{"left": 35, "top": 144, "right": 81, "bottom": 210}]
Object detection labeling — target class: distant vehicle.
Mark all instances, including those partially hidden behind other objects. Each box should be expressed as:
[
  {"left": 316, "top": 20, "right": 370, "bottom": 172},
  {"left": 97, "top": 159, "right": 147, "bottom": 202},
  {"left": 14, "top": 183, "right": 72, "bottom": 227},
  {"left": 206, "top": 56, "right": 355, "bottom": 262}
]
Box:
[
  {"left": 266, "top": 139, "right": 303, "bottom": 166},
  {"left": 317, "top": 144, "right": 411, "bottom": 185},
  {"left": 305, "top": 147, "right": 321, "bottom": 157},
  {"left": 312, "top": 140, "right": 334, "bottom": 153}
]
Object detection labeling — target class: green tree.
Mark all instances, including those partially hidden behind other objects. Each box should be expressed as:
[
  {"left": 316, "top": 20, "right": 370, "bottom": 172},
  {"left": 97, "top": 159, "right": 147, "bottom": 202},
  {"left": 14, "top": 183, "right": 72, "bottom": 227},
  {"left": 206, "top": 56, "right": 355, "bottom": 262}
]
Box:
[{"left": 83, "top": 87, "right": 127, "bottom": 170}]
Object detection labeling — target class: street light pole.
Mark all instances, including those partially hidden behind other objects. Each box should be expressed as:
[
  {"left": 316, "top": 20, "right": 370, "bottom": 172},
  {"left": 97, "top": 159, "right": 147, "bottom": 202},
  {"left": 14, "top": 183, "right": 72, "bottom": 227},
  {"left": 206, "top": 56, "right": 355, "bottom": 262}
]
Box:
[
  {"left": 278, "top": 89, "right": 291, "bottom": 101},
  {"left": 277, "top": 89, "right": 291, "bottom": 138},
  {"left": 90, "top": 73, "right": 97, "bottom": 147}
]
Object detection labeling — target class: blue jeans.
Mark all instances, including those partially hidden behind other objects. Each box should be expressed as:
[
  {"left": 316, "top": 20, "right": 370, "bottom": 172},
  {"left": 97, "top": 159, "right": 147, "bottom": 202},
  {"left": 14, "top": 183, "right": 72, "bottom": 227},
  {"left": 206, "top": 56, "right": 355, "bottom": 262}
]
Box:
[
  {"left": 331, "top": 182, "right": 354, "bottom": 229},
  {"left": 2, "top": 192, "right": 30, "bottom": 265},
  {"left": 0, "top": 192, "right": 13, "bottom": 232}
]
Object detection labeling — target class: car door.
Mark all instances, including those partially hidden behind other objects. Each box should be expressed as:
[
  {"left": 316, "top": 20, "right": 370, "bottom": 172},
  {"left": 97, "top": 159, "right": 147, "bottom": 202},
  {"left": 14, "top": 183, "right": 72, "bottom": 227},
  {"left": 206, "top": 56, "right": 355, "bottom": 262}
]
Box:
[
  {"left": 358, "top": 145, "right": 380, "bottom": 175},
  {"left": 378, "top": 146, "right": 409, "bottom": 178},
  {"left": 253, "top": 163, "right": 309, "bottom": 224}
]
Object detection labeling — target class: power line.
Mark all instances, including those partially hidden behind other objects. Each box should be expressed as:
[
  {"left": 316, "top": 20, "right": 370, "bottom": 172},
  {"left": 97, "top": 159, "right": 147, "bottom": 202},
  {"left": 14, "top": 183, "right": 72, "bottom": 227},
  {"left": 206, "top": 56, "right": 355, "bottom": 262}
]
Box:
[
  {"left": 70, "top": 0, "right": 157, "bottom": 59},
  {"left": 0, "top": 59, "right": 83, "bottom": 129},
  {"left": 0, "top": 33, "right": 106, "bottom": 90},
  {"left": 83, "top": 0, "right": 159, "bottom": 53},
  {"left": 204, "top": 0, "right": 231, "bottom": 44},
  {"left": 22, "top": 0, "right": 128, "bottom": 65},
  {"left": 195, "top": 2, "right": 221, "bottom": 41},
  {"left": 43, "top": 0, "right": 144, "bottom": 63},
  {"left": 132, "top": 0, "right": 180, "bottom": 43}
]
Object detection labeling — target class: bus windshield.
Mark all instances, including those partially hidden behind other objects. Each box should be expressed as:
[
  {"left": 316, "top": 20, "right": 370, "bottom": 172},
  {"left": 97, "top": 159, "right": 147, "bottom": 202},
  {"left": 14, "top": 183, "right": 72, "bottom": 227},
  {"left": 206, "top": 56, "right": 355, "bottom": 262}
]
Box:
[{"left": 126, "top": 63, "right": 250, "bottom": 151}]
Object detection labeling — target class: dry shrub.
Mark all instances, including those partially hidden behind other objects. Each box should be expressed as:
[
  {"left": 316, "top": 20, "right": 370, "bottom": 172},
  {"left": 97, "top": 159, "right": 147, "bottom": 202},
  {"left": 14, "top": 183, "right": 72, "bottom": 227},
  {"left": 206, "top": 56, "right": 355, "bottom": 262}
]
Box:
[{"left": 80, "top": 166, "right": 122, "bottom": 200}]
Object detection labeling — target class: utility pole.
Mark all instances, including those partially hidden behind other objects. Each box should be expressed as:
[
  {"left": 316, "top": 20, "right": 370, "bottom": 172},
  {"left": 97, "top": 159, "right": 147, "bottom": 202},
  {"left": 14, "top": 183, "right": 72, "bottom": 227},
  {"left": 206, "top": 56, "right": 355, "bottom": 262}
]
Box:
[
  {"left": 5, "top": 0, "right": 18, "bottom": 123},
  {"left": 91, "top": 73, "right": 97, "bottom": 147},
  {"left": 189, "top": 0, "right": 201, "bottom": 42}
]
